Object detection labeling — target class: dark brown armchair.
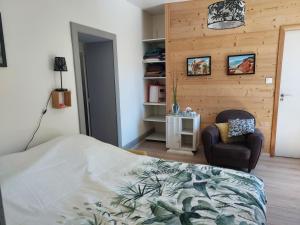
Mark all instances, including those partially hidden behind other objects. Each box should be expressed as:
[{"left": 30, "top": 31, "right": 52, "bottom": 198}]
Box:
[{"left": 202, "top": 110, "right": 264, "bottom": 172}]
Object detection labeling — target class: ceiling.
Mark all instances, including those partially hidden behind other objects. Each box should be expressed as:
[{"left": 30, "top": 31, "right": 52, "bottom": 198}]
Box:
[{"left": 127, "top": 0, "right": 188, "bottom": 14}]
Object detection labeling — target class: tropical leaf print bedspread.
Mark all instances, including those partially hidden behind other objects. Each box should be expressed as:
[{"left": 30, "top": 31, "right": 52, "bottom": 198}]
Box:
[
  {"left": 0, "top": 135, "right": 266, "bottom": 225},
  {"left": 63, "top": 159, "right": 266, "bottom": 225}
]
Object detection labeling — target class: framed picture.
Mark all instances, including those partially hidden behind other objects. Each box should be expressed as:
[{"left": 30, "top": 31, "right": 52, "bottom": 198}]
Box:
[
  {"left": 227, "top": 54, "right": 256, "bottom": 75},
  {"left": 0, "top": 13, "right": 7, "bottom": 67},
  {"left": 187, "top": 56, "right": 211, "bottom": 76}
]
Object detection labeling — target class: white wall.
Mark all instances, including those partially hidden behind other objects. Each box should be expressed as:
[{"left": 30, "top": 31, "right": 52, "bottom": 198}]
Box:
[{"left": 0, "top": 0, "right": 146, "bottom": 155}]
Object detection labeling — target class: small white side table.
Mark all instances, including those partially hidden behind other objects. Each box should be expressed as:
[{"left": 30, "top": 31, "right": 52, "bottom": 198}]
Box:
[{"left": 166, "top": 114, "right": 200, "bottom": 155}]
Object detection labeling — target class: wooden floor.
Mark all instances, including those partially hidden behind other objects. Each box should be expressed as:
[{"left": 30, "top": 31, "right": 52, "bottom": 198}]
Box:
[{"left": 135, "top": 141, "right": 300, "bottom": 225}]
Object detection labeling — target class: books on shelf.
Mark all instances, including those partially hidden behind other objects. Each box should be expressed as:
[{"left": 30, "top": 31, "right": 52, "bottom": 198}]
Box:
[
  {"left": 149, "top": 85, "right": 166, "bottom": 103},
  {"left": 143, "top": 47, "right": 165, "bottom": 62},
  {"left": 144, "top": 63, "right": 165, "bottom": 77}
]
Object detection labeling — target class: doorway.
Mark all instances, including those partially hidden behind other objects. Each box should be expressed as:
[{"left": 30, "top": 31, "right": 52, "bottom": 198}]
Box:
[
  {"left": 70, "top": 23, "right": 121, "bottom": 147},
  {"left": 272, "top": 25, "right": 300, "bottom": 158}
]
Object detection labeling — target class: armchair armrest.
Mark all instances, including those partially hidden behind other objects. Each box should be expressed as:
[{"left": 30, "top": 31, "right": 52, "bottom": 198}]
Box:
[
  {"left": 202, "top": 125, "right": 220, "bottom": 163},
  {"left": 246, "top": 128, "right": 264, "bottom": 170}
]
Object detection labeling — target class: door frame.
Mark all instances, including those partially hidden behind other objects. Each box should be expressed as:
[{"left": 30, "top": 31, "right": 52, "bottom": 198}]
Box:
[
  {"left": 70, "top": 22, "right": 122, "bottom": 147},
  {"left": 270, "top": 24, "right": 300, "bottom": 156}
]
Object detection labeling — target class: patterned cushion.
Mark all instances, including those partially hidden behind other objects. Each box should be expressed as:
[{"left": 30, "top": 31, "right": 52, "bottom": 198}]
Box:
[
  {"left": 228, "top": 118, "right": 255, "bottom": 137},
  {"left": 215, "top": 123, "right": 245, "bottom": 143}
]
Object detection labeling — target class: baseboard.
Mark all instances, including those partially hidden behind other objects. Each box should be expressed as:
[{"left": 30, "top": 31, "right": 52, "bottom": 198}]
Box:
[
  {"left": 122, "top": 129, "right": 154, "bottom": 150},
  {"left": 261, "top": 152, "right": 272, "bottom": 157}
]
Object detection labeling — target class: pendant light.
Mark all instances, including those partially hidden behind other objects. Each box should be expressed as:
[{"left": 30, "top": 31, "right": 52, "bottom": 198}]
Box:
[{"left": 208, "top": 0, "right": 245, "bottom": 30}]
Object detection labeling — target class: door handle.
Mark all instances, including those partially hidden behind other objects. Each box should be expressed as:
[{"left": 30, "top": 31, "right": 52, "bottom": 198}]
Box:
[
  {"left": 280, "top": 93, "right": 292, "bottom": 97},
  {"left": 280, "top": 93, "right": 292, "bottom": 101}
]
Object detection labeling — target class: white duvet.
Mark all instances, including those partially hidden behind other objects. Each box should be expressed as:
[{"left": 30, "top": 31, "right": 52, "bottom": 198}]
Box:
[
  {"left": 0, "top": 135, "right": 146, "bottom": 225},
  {"left": 0, "top": 135, "right": 267, "bottom": 225}
]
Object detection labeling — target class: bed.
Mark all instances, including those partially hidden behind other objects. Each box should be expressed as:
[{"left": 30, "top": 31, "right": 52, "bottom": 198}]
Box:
[{"left": 0, "top": 135, "right": 266, "bottom": 225}]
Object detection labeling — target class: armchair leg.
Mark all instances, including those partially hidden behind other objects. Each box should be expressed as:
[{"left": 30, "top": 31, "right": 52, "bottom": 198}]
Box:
[{"left": 247, "top": 167, "right": 252, "bottom": 173}]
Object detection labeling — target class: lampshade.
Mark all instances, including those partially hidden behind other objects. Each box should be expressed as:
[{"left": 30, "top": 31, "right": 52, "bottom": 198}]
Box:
[
  {"left": 54, "top": 57, "right": 68, "bottom": 72},
  {"left": 208, "top": 0, "right": 245, "bottom": 30}
]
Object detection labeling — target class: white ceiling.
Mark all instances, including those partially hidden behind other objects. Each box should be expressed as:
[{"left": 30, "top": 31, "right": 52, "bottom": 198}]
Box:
[
  {"left": 127, "top": 0, "right": 188, "bottom": 14},
  {"left": 127, "top": 0, "right": 187, "bottom": 9}
]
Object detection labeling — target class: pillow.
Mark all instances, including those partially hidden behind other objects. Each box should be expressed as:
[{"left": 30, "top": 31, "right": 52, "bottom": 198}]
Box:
[
  {"left": 228, "top": 118, "right": 255, "bottom": 137},
  {"left": 215, "top": 123, "right": 245, "bottom": 144}
]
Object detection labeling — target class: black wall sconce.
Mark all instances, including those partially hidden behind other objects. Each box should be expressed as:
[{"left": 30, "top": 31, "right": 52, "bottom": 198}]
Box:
[
  {"left": 53, "top": 57, "right": 71, "bottom": 109},
  {"left": 54, "top": 57, "right": 68, "bottom": 91}
]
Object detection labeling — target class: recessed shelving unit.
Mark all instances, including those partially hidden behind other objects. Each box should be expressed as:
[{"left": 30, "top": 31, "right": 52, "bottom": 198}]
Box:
[{"left": 142, "top": 7, "right": 166, "bottom": 143}]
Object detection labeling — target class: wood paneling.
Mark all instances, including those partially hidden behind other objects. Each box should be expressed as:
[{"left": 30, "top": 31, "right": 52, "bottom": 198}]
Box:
[{"left": 165, "top": 0, "right": 300, "bottom": 153}]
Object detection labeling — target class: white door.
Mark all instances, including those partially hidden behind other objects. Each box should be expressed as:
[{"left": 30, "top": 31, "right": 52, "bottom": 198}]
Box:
[{"left": 275, "top": 30, "right": 300, "bottom": 158}]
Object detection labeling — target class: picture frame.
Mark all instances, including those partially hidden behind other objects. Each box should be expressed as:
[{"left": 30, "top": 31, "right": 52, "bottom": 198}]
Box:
[
  {"left": 0, "top": 13, "right": 7, "bottom": 67},
  {"left": 227, "top": 54, "right": 256, "bottom": 75},
  {"left": 187, "top": 56, "right": 211, "bottom": 76}
]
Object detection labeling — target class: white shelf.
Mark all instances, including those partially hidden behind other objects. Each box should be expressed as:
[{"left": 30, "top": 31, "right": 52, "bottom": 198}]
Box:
[
  {"left": 144, "top": 115, "right": 166, "bottom": 123},
  {"left": 144, "top": 102, "right": 166, "bottom": 106},
  {"left": 146, "top": 132, "right": 166, "bottom": 142},
  {"left": 143, "top": 38, "right": 165, "bottom": 43},
  {"left": 143, "top": 60, "right": 165, "bottom": 64},
  {"left": 144, "top": 77, "right": 166, "bottom": 80},
  {"left": 181, "top": 129, "right": 194, "bottom": 135}
]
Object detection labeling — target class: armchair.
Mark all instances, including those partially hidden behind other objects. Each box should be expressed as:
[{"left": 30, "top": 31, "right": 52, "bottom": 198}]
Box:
[{"left": 202, "top": 110, "right": 264, "bottom": 172}]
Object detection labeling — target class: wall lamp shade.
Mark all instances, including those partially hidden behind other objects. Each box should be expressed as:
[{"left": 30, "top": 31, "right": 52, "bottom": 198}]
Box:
[
  {"left": 54, "top": 57, "right": 68, "bottom": 72},
  {"left": 208, "top": 0, "right": 245, "bottom": 30}
]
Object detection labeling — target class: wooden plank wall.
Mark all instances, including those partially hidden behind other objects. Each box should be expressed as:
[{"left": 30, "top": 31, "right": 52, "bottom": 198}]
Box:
[{"left": 165, "top": 0, "right": 300, "bottom": 153}]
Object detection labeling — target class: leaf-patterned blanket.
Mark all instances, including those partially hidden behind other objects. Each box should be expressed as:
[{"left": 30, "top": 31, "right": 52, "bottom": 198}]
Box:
[{"left": 0, "top": 135, "right": 266, "bottom": 225}]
